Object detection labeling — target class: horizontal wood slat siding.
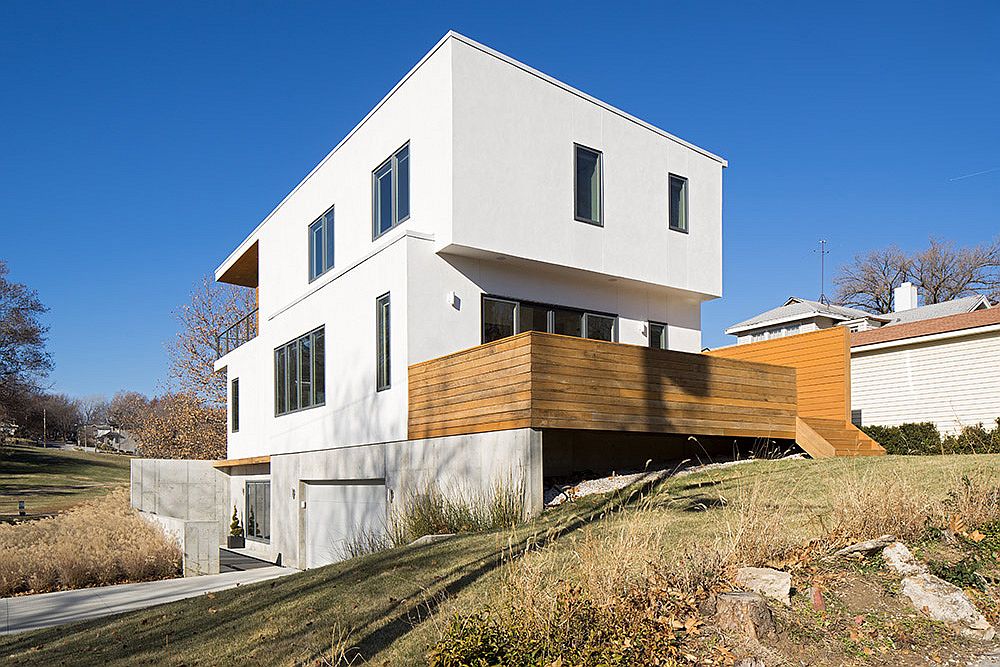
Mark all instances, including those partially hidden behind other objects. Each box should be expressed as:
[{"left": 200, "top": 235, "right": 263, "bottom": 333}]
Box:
[
  {"left": 408, "top": 332, "right": 798, "bottom": 440},
  {"left": 707, "top": 328, "right": 850, "bottom": 421}
]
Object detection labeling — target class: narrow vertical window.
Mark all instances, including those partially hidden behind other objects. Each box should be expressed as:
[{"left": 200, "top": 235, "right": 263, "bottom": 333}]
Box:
[
  {"left": 669, "top": 174, "right": 688, "bottom": 232},
  {"left": 372, "top": 143, "right": 410, "bottom": 239},
  {"left": 246, "top": 481, "right": 270, "bottom": 543},
  {"left": 231, "top": 378, "right": 240, "bottom": 433},
  {"left": 574, "top": 145, "right": 602, "bottom": 225},
  {"left": 648, "top": 322, "right": 667, "bottom": 350},
  {"left": 376, "top": 293, "right": 391, "bottom": 391},
  {"left": 308, "top": 206, "right": 335, "bottom": 281}
]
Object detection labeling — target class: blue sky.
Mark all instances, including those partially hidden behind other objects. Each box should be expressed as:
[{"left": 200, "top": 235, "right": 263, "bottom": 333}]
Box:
[{"left": 1, "top": 2, "right": 997, "bottom": 399}]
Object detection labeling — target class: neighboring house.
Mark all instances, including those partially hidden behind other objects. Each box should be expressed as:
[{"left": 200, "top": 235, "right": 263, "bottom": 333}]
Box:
[
  {"left": 725, "top": 283, "right": 997, "bottom": 435},
  {"left": 79, "top": 423, "right": 138, "bottom": 452},
  {"left": 851, "top": 306, "right": 1000, "bottom": 434},
  {"left": 134, "top": 32, "right": 869, "bottom": 575}
]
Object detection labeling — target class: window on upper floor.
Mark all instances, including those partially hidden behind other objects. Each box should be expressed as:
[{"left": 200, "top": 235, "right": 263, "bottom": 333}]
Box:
[
  {"left": 275, "top": 326, "right": 325, "bottom": 416},
  {"left": 231, "top": 378, "right": 240, "bottom": 433},
  {"left": 481, "top": 296, "right": 617, "bottom": 344},
  {"left": 308, "top": 206, "right": 335, "bottom": 281},
  {"left": 376, "top": 293, "right": 391, "bottom": 391},
  {"left": 373, "top": 143, "right": 410, "bottom": 239},
  {"left": 648, "top": 322, "right": 667, "bottom": 350},
  {"left": 574, "top": 144, "right": 602, "bottom": 226},
  {"left": 669, "top": 174, "right": 689, "bottom": 233}
]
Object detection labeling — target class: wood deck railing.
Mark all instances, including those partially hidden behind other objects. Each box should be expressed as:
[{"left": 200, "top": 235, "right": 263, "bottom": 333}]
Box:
[{"left": 408, "top": 332, "right": 798, "bottom": 441}]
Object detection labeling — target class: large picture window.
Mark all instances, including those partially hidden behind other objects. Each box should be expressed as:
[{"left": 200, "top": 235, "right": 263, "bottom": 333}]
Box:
[
  {"left": 376, "top": 293, "right": 391, "bottom": 391},
  {"left": 373, "top": 143, "right": 410, "bottom": 239},
  {"left": 481, "top": 296, "right": 617, "bottom": 344},
  {"left": 308, "top": 206, "right": 335, "bottom": 281},
  {"left": 275, "top": 327, "right": 325, "bottom": 416},
  {"left": 574, "top": 144, "right": 602, "bottom": 225},
  {"left": 245, "top": 480, "right": 270, "bottom": 543}
]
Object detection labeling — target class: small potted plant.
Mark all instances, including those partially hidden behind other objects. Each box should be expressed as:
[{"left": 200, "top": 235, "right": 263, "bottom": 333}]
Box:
[{"left": 227, "top": 505, "right": 245, "bottom": 549}]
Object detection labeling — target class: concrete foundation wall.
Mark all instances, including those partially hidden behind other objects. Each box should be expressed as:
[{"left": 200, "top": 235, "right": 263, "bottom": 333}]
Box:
[{"left": 131, "top": 459, "right": 229, "bottom": 575}]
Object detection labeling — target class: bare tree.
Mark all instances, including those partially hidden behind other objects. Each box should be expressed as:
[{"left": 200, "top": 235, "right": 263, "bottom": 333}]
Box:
[
  {"left": 77, "top": 395, "right": 109, "bottom": 425},
  {"left": 833, "top": 246, "right": 910, "bottom": 314},
  {"left": 834, "top": 238, "right": 1000, "bottom": 313},
  {"left": 0, "top": 260, "right": 51, "bottom": 425},
  {"left": 169, "top": 276, "right": 255, "bottom": 407},
  {"left": 107, "top": 391, "right": 150, "bottom": 431}
]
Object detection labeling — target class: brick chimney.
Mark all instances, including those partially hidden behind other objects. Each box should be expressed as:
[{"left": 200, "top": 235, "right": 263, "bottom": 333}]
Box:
[{"left": 893, "top": 282, "right": 918, "bottom": 312}]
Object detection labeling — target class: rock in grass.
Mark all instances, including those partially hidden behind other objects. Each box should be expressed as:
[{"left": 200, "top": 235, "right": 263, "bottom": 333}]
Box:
[
  {"left": 715, "top": 592, "right": 777, "bottom": 641},
  {"left": 734, "top": 567, "right": 792, "bottom": 606},
  {"left": 882, "top": 542, "right": 925, "bottom": 576},
  {"left": 408, "top": 533, "right": 455, "bottom": 547},
  {"left": 901, "top": 573, "right": 995, "bottom": 640},
  {"left": 830, "top": 535, "right": 896, "bottom": 559}
]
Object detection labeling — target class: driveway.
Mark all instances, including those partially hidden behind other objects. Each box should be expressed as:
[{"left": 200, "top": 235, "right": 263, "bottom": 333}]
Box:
[{"left": 1, "top": 566, "right": 293, "bottom": 634}]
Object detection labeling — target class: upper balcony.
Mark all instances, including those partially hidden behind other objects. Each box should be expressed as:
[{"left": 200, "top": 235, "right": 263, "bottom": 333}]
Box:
[{"left": 216, "top": 309, "right": 258, "bottom": 359}]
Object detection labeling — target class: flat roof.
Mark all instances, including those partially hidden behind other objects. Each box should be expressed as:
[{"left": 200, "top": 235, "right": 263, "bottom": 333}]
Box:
[{"left": 215, "top": 31, "right": 727, "bottom": 280}]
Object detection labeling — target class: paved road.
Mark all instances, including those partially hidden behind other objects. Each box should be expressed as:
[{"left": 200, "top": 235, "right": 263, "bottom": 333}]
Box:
[{"left": 1, "top": 566, "right": 294, "bottom": 634}]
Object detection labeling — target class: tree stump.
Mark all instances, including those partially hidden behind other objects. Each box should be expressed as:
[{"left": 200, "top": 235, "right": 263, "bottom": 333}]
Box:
[{"left": 716, "top": 592, "right": 777, "bottom": 642}]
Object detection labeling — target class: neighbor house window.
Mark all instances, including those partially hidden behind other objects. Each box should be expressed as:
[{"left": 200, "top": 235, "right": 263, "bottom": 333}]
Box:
[
  {"left": 481, "top": 296, "right": 617, "bottom": 344},
  {"left": 851, "top": 409, "right": 863, "bottom": 428},
  {"left": 373, "top": 143, "right": 410, "bottom": 239},
  {"left": 245, "top": 480, "right": 270, "bottom": 543},
  {"left": 308, "top": 206, "right": 335, "bottom": 281},
  {"left": 231, "top": 378, "right": 240, "bottom": 433},
  {"left": 669, "top": 174, "right": 688, "bottom": 232},
  {"left": 574, "top": 144, "right": 602, "bottom": 225},
  {"left": 648, "top": 322, "right": 667, "bottom": 350},
  {"left": 274, "top": 327, "right": 325, "bottom": 416},
  {"left": 376, "top": 293, "right": 391, "bottom": 391}
]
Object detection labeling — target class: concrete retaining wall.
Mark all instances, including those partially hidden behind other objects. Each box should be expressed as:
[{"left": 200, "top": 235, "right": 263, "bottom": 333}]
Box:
[{"left": 131, "top": 459, "right": 229, "bottom": 575}]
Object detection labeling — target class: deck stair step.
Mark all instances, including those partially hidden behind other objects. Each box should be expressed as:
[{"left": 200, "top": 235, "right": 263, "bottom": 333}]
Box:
[{"left": 796, "top": 417, "right": 886, "bottom": 458}]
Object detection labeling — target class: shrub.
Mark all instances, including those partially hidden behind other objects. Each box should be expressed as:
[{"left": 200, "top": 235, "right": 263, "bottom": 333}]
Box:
[
  {"left": 942, "top": 419, "right": 1000, "bottom": 455},
  {"left": 863, "top": 422, "right": 942, "bottom": 455},
  {"left": 0, "top": 488, "right": 181, "bottom": 596}
]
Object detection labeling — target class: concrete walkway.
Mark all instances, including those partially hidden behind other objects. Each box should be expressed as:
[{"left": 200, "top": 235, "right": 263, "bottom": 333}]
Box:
[{"left": 1, "top": 566, "right": 294, "bottom": 634}]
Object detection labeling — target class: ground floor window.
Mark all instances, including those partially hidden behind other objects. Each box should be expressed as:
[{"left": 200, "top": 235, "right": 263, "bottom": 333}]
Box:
[
  {"left": 246, "top": 480, "right": 270, "bottom": 543},
  {"left": 648, "top": 322, "right": 667, "bottom": 350},
  {"left": 481, "top": 296, "right": 617, "bottom": 344}
]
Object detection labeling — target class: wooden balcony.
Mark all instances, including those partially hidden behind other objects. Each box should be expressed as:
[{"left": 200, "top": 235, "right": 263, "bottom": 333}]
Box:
[{"left": 408, "top": 331, "right": 798, "bottom": 441}]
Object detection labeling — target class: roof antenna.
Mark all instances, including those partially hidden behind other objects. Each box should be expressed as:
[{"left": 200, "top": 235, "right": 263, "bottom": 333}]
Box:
[{"left": 814, "top": 239, "right": 830, "bottom": 305}]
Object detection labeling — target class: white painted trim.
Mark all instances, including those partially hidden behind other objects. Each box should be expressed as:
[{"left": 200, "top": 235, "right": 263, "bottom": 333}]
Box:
[
  {"left": 851, "top": 323, "right": 1000, "bottom": 354},
  {"left": 215, "top": 31, "right": 727, "bottom": 280}
]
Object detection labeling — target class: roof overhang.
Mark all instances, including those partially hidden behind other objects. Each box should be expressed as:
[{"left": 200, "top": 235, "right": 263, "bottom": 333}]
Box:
[
  {"left": 216, "top": 240, "right": 258, "bottom": 288},
  {"left": 213, "top": 455, "right": 270, "bottom": 468}
]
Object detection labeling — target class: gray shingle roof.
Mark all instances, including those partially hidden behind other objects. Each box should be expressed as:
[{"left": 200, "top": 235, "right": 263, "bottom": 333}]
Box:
[
  {"left": 725, "top": 298, "right": 877, "bottom": 333},
  {"left": 883, "top": 295, "right": 989, "bottom": 324}
]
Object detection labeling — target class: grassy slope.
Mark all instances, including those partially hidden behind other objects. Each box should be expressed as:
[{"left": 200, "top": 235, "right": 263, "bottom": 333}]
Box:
[
  {"left": 1, "top": 455, "right": 996, "bottom": 666},
  {"left": 0, "top": 443, "right": 131, "bottom": 518}
]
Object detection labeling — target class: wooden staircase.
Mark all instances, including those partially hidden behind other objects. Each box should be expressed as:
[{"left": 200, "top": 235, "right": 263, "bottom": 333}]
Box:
[{"left": 795, "top": 417, "right": 885, "bottom": 458}]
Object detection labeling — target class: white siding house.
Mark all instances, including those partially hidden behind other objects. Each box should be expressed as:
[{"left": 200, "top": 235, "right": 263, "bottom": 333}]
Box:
[
  {"left": 850, "top": 308, "right": 1000, "bottom": 434},
  {"left": 134, "top": 31, "right": 728, "bottom": 572}
]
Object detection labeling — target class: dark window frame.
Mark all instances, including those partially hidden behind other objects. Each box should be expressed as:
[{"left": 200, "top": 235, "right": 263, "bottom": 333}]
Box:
[
  {"left": 480, "top": 294, "right": 618, "bottom": 344},
  {"left": 648, "top": 321, "right": 668, "bottom": 350},
  {"left": 245, "top": 480, "right": 270, "bottom": 543},
  {"left": 372, "top": 142, "right": 411, "bottom": 240},
  {"left": 231, "top": 378, "right": 240, "bottom": 433},
  {"left": 274, "top": 326, "right": 325, "bottom": 417},
  {"left": 376, "top": 293, "right": 391, "bottom": 391},
  {"left": 573, "top": 143, "right": 604, "bottom": 226},
  {"left": 668, "top": 173, "right": 689, "bottom": 233},
  {"left": 308, "top": 206, "right": 335, "bottom": 282}
]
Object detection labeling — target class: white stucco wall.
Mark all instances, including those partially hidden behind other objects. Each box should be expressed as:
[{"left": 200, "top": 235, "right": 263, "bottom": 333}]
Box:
[{"left": 851, "top": 329, "right": 1000, "bottom": 434}]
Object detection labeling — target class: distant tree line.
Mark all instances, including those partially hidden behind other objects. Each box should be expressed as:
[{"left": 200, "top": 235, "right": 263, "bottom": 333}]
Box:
[{"left": 834, "top": 237, "right": 1000, "bottom": 313}]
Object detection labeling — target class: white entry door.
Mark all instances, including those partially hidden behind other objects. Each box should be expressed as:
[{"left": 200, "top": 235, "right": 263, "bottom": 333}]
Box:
[{"left": 304, "top": 480, "right": 387, "bottom": 569}]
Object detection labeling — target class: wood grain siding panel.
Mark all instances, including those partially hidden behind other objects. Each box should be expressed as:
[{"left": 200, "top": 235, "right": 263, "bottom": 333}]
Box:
[
  {"left": 408, "top": 332, "right": 798, "bottom": 440},
  {"left": 708, "top": 328, "right": 850, "bottom": 422}
]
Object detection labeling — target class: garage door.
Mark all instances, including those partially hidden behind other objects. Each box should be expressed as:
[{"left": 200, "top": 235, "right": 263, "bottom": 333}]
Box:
[{"left": 304, "top": 480, "right": 387, "bottom": 569}]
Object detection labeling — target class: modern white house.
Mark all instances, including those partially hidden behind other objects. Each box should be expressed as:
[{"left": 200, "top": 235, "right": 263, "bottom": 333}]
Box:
[
  {"left": 725, "top": 282, "right": 998, "bottom": 435},
  {"left": 132, "top": 31, "right": 734, "bottom": 573}
]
